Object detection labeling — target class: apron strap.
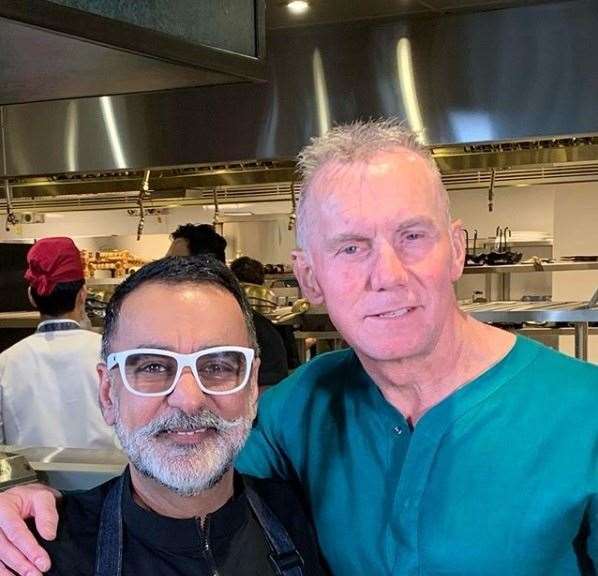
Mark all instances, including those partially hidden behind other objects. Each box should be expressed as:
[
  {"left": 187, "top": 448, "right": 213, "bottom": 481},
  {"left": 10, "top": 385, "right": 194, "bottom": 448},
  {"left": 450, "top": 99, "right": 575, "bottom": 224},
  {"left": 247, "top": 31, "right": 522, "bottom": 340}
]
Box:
[
  {"left": 244, "top": 484, "right": 304, "bottom": 576},
  {"left": 94, "top": 472, "right": 126, "bottom": 576}
]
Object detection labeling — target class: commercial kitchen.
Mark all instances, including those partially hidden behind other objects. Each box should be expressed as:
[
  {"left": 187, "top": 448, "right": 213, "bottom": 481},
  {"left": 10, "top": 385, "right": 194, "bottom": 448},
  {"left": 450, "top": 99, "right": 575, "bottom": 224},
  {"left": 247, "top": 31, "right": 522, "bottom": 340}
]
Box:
[{"left": 0, "top": 0, "right": 596, "bottom": 541}]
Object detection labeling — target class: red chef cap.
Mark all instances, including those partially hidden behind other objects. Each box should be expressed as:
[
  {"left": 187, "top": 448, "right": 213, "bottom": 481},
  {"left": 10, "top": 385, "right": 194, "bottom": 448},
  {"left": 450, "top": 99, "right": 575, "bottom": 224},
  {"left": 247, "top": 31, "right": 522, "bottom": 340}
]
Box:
[{"left": 24, "top": 237, "right": 84, "bottom": 296}]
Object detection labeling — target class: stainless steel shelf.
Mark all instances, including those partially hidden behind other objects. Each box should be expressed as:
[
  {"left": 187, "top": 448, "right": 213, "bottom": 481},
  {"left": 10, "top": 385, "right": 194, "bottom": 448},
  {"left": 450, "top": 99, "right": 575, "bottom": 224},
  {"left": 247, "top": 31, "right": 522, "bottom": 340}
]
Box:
[
  {"left": 462, "top": 301, "right": 598, "bottom": 323},
  {"left": 86, "top": 277, "right": 125, "bottom": 286},
  {"left": 462, "top": 300, "right": 598, "bottom": 360},
  {"left": 462, "top": 260, "right": 598, "bottom": 275}
]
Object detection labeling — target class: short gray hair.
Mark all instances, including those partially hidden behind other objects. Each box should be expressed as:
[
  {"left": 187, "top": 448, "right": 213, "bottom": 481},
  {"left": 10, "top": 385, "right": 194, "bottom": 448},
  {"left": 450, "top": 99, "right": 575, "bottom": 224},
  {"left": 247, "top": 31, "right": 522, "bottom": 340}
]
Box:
[{"left": 295, "top": 118, "right": 448, "bottom": 249}]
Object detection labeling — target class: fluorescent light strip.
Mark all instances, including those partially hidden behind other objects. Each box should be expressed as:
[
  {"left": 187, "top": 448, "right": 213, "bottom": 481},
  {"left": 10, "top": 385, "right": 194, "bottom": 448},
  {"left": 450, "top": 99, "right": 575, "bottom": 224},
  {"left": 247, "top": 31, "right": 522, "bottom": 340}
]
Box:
[{"left": 100, "top": 96, "right": 127, "bottom": 169}]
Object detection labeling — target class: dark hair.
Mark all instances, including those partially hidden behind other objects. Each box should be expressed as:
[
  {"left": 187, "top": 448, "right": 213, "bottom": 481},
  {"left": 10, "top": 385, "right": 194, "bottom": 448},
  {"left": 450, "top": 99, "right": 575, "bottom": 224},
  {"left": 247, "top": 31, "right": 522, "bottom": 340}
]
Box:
[
  {"left": 30, "top": 279, "right": 85, "bottom": 317},
  {"left": 171, "top": 224, "right": 227, "bottom": 263},
  {"left": 101, "top": 256, "right": 257, "bottom": 360},
  {"left": 230, "top": 257, "right": 265, "bottom": 286}
]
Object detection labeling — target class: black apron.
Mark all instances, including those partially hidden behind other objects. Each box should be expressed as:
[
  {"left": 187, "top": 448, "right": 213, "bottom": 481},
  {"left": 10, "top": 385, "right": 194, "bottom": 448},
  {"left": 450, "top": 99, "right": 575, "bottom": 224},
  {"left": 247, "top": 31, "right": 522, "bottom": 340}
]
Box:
[{"left": 94, "top": 472, "right": 304, "bottom": 576}]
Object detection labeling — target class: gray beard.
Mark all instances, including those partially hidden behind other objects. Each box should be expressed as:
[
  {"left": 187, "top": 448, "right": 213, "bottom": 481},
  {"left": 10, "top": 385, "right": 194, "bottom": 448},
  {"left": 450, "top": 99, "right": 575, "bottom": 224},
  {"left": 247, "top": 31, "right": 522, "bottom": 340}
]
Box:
[{"left": 113, "top": 403, "right": 253, "bottom": 496}]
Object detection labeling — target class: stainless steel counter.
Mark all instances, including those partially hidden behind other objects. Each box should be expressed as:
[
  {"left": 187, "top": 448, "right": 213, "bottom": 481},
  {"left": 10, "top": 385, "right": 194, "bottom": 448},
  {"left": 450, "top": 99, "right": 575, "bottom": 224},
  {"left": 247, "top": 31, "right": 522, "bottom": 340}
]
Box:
[
  {"left": 462, "top": 301, "right": 598, "bottom": 360},
  {"left": 2, "top": 446, "right": 126, "bottom": 491},
  {"left": 0, "top": 311, "right": 39, "bottom": 329},
  {"left": 461, "top": 300, "right": 598, "bottom": 323}
]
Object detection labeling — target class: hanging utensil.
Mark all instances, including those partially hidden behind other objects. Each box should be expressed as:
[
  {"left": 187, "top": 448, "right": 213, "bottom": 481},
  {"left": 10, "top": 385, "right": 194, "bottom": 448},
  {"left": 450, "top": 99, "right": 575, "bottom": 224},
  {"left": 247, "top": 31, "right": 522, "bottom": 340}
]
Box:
[
  {"left": 288, "top": 180, "right": 297, "bottom": 231},
  {"left": 212, "top": 188, "right": 224, "bottom": 236},
  {"left": 136, "top": 169, "right": 151, "bottom": 241},
  {"left": 501, "top": 227, "right": 523, "bottom": 264},
  {"left": 212, "top": 188, "right": 220, "bottom": 228},
  {"left": 503, "top": 226, "right": 511, "bottom": 253},
  {"left": 488, "top": 168, "right": 496, "bottom": 212},
  {"left": 3, "top": 179, "right": 18, "bottom": 231}
]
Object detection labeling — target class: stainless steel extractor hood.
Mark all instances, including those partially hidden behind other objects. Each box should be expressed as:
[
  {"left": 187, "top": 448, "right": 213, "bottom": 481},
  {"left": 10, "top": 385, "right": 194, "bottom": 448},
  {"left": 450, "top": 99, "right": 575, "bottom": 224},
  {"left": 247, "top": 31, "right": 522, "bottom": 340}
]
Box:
[
  {"left": 5, "top": 138, "right": 598, "bottom": 216},
  {"left": 0, "top": 0, "right": 266, "bottom": 105}
]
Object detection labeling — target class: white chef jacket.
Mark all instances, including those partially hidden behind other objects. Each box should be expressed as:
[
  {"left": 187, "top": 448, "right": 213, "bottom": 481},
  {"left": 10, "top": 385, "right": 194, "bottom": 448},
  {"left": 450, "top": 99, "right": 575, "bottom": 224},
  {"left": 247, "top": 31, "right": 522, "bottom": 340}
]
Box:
[{"left": 0, "top": 320, "right": 116, "bottom": 449}]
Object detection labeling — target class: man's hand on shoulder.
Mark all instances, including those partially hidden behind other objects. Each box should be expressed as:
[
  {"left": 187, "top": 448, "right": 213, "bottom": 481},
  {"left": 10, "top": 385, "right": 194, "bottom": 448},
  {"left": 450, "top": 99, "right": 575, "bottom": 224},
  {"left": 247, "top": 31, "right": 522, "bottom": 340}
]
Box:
[{"left": 0, "top": 483, "right": 60, "bottom": 576}]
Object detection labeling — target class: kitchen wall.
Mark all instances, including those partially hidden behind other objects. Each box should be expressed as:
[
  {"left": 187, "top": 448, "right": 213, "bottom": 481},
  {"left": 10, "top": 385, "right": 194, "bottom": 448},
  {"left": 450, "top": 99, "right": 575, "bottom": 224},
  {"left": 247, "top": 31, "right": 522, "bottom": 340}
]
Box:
[
  {"left": 1, "top": 183, "right": 596, "bottom": 361},
  {"left": 0, "top": 202, "right": 295, "bottom": 264},
  {"left": 552, "top": 183, "right": 598, "bottom": 362},
  {"left": 450, "top": 186, "right": 555, "bottom": 302}
]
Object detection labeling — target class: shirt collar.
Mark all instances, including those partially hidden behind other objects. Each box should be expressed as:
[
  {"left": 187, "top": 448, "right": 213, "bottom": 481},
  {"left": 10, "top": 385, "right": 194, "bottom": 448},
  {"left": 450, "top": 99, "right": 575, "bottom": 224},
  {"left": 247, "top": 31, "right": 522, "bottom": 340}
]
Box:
[
  {"left": 38, "top": 318, "right": 80, "bottom": 326},
  {"left": 36, "top": 319, "right": 81, "bottom": 333},
  {"left": 350, "top": 336, "right": 536, "bottom": 433},
  {"left": 122, "top": 467, "right": 251, "bottom": 552}
]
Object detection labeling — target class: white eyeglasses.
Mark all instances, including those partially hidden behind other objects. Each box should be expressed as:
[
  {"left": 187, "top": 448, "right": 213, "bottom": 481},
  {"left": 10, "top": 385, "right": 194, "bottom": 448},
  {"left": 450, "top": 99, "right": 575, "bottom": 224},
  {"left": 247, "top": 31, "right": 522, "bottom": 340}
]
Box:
[{"left": 106, "top": 346, "right": 255, "bottom": 397}]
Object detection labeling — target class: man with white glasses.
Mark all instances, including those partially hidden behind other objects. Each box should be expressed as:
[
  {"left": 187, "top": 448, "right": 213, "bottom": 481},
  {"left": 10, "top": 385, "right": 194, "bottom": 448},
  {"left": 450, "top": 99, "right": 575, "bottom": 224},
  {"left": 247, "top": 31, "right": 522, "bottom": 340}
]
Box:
[{"left": 13, "top": 256, "right": 323, "bottom": 576}]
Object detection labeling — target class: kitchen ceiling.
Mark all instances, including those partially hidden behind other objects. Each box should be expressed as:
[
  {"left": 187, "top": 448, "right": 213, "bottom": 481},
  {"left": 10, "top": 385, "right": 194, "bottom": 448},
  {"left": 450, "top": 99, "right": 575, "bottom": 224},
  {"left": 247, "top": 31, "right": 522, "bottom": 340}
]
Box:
[{"left": 266, "top": 0, "right": 571, "bottom": 28}]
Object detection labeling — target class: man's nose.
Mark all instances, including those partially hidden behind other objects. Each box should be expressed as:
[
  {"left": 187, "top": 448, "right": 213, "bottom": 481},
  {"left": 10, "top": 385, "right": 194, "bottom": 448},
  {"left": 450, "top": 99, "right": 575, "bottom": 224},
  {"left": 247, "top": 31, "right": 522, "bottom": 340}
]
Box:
[
  {"left": 167, "top": 367, "right": 209, "bottom": 413},
  {"left": 369, "top": 241, "right": 409, "bottom": 291}
]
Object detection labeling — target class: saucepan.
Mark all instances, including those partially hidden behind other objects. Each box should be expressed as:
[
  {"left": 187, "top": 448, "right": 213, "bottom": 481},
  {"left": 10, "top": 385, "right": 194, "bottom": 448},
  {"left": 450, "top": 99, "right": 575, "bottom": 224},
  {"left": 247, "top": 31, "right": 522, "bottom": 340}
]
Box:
[
  {"left": 464, "top": 229, "right": 486, "bottom": 266},
  {"left": 484, "top": 227, "right": 523, "bottom": 266}
]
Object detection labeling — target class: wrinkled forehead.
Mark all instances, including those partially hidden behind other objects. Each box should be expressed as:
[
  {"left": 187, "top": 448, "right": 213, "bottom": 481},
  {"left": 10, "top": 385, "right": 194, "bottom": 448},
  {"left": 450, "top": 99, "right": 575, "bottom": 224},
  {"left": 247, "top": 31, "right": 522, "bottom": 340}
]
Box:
[
  {"left": 307, "top": 149, "right": 444, "bottom": 212},
  {"left": 112, "top": 282, "right": 249, "bottom": 351}
]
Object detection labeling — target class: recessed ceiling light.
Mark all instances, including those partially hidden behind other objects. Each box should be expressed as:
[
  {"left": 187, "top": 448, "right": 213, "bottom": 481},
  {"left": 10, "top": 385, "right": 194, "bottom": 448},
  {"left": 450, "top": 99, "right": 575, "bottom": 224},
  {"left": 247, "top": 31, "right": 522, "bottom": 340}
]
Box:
[{"left": 287, "top": 1, "right": 310, "bottom": 15}]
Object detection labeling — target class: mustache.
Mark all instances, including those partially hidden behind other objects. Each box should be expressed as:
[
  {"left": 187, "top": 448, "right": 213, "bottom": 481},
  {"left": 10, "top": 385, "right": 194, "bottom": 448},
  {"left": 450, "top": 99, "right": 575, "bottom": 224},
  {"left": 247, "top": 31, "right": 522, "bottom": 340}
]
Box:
[{"left": 133, "top": 409, "right": 244, "bottom": 438}]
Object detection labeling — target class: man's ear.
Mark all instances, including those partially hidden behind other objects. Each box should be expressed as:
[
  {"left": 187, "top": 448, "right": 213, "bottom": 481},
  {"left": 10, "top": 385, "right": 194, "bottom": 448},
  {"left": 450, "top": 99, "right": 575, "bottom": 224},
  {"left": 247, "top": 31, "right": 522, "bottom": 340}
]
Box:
[
  {"left": 449, "top": 219, "right": 466, "bottom": 282},
  {"left": 77, "top": 285, "right": 87, "bottom": 305},
  {"left": 76, "top": 285, "right": 88, "bottom": 315},
  {"left": 97, "top": 363, "right": 117, "bottom": 426},
  {"left": 292, "top": 250, "right": 324, "bottom": 305},
  {"left": 27, "top": 286, "right": 38, "bottom": 309}
]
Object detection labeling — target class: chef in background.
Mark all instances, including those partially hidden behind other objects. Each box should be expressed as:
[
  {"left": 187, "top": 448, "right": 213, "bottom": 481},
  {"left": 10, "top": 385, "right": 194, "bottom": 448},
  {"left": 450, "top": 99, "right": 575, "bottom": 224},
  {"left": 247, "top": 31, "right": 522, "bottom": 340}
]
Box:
[
  {"left": 167, "top": 224, "right": 289, "bottom": 389},
  {"left": 0, "top": 237, "right": 115, "bottom": 449},
  {"left": 231, "top": 256, "right": 301, "bottom": 372}
]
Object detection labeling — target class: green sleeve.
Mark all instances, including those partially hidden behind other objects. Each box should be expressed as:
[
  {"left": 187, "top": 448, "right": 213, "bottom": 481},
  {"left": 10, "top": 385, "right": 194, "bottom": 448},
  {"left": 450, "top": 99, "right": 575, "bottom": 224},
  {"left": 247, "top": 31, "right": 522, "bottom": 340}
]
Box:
[{"left": 235, "top": 389, "right": 292, "bottom": 480}]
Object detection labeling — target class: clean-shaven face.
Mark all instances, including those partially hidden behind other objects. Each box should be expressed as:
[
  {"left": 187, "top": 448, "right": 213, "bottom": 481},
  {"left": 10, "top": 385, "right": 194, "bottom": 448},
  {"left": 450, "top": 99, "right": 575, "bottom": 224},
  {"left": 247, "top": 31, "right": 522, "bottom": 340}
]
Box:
[
  {"left": 103, "top": 282, "right": 258, "bottom": 496},
  {"left": 302, "top": 148, "right": 464, "bottom": 363}
]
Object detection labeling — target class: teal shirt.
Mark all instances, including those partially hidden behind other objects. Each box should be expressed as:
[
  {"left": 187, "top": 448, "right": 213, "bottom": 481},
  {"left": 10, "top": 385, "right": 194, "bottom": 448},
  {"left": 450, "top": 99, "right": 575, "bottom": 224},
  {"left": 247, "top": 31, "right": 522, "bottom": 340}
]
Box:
[{"left": 237, "top": 336, "right": 598, "bottom": 575}]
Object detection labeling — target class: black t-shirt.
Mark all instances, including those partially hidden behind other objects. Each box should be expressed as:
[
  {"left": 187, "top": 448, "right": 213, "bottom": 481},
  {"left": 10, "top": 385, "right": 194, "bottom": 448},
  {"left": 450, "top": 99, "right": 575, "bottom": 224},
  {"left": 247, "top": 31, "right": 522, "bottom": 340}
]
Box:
[{"left": 34, "top": 471, "right": 326, "bottom": 576}]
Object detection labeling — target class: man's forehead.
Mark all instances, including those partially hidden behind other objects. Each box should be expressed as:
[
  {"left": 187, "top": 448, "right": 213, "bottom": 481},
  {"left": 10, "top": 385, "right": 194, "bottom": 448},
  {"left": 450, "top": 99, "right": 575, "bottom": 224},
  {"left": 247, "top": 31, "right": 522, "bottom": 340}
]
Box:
[
  {"left": 109, "top": 283, "right": 249, "bottom": 353},
  {"left": 117, "top": 283, "right": 240, "bottom": 328},
  {"left": 312, "top": 148, "right": 429, "bottom": 190},
  {"left": 123, "top": 281, "right": 235, "bottom": 310}
]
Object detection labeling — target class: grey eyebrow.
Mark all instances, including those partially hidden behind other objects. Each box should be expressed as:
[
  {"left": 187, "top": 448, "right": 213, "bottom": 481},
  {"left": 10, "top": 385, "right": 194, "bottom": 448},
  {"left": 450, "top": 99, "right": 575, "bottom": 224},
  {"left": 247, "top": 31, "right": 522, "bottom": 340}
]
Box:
[
  {"left": 395, "top": 217, "right": 436, "bottom": 230},
  {"left": 327, "top": 233, "right": 370, "bottom": 244}
]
